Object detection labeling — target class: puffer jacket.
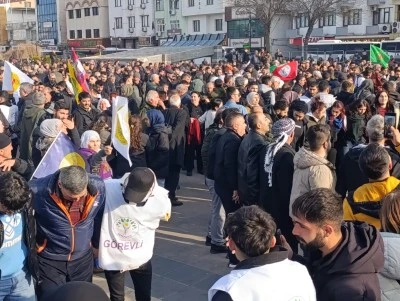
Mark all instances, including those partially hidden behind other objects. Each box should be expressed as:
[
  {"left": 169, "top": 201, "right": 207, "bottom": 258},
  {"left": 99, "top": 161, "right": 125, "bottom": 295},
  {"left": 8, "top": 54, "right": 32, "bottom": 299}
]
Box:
[
  {"left": 290, "top": 147, "right": 336, "bottom": 216},
  {"left": 379, "top": 232, "right": 400, "bottom": 301},
  {"left": 30, "top": 171, "right": 105, "bottom": 261},
  {"left": 343, "top": 176, "right": 400, "bottom": 229}
]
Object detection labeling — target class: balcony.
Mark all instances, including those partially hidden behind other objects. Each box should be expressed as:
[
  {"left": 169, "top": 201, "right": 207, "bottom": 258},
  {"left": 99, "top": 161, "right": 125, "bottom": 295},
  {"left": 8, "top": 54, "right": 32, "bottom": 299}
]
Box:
[
  {"left": 367, "top": 0, "right": 387, "bottom": 5},
  {"left": 286, "top": 28, "right": 300, "bottom": 38},
  {"left": 336, "top": 27, "right": 348, "bottom": 35},
  {"left": 366, "top": 25, "right": 380, "bottom": 34}
]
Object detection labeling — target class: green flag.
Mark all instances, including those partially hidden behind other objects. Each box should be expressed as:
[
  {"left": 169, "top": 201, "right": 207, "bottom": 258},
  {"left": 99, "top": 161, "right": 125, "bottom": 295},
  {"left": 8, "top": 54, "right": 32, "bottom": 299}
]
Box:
[{"left": 370, "top": 44, "right": 390, "bottom": 68}]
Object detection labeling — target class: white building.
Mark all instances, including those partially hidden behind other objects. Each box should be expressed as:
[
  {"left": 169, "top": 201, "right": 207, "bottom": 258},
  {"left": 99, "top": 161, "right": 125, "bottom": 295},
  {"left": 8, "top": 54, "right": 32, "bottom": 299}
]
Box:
[
  {"left": 6, "top": 0, "right": 37, "bottom": 46},
  {"left": 286, "top": 0, "right": 400, "bottom": 41},
  {"left": 108, "top": 0, "right": 155, "bottom": 49},
  {"left": 65, "top": 0, "right": 110, "bottom": 52}
]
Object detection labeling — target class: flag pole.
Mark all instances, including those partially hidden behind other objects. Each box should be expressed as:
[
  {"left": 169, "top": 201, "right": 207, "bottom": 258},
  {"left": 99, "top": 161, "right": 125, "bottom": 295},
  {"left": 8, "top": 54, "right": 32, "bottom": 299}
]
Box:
[{"left": 30, "top": 130, "right": 63, "bottom": 180}]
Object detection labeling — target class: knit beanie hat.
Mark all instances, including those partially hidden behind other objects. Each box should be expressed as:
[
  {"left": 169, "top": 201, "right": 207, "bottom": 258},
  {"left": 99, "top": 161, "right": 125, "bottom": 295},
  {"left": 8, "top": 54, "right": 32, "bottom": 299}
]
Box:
[
  {"left": 0, "top": 133, "right": 11, "bottom": 149},
  {"left": 265, "top": 118, "right": 295, "bottom": 187}
]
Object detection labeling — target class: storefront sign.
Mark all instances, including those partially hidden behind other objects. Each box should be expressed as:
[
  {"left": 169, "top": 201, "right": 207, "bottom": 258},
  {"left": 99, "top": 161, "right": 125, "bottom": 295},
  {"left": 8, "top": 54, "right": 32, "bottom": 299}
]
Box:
[
  {"left": 67, "top": 39, "right": 109, "bottom": 48},
  {"left": 138, "top": 37, "right": 151, "bottom": 46},
  {"left": 167, "top": 28, "right": 182, "bottom": 36},
  {"left": 229, "top": 38, "right": 263, "bottom": 48}
]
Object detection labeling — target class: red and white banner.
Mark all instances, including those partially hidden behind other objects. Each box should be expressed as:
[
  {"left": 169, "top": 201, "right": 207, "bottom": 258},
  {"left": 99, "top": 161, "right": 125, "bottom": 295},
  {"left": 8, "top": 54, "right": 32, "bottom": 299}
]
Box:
[{"left": 272, "top": 61, "right": 298, "bottom": 81}]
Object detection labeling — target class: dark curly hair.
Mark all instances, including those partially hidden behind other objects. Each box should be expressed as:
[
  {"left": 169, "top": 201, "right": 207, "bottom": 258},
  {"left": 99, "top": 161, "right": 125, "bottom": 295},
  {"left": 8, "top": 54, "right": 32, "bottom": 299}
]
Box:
[
  {"left": 0, "top": 172, "right": 31, "bottom": 214},
  {"left": 129, "top": 115, "right": 143, "bottom": 152}
]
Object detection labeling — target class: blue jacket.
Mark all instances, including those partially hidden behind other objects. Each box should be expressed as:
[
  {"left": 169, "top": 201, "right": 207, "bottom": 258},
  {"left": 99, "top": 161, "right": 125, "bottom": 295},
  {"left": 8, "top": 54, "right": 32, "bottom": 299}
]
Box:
[{"left": 30, "top": 171, "right": 105, "bottom": 261}]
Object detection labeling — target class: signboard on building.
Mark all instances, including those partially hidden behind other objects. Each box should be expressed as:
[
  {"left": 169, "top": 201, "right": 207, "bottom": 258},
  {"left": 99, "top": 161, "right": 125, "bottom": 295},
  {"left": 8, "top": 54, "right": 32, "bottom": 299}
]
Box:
[
  {"left": 289, "top": 37, "right": 328, "bottom": 46},
  {"left": 229, "top": 38, "right": 263, "bottom": 48},
  {"left": 167, "top": 28, "right": 182, "bottom": 36},
  {"left": 43, "top": 22, "right": 52, "bottom": 28},
  {"left": 138, "top": 37, "right": 151, "bottom": 46},
  {"left": 67, "top": 38, "right": 111, "bottom": 49},
  {"left": 41, "top": 39, "right": 55, "bottom": 46}
]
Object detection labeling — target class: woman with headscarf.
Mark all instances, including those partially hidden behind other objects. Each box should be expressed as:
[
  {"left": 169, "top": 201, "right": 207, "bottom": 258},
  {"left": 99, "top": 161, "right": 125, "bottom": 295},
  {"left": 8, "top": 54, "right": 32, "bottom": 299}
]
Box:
[
  {"left": 244, "top": 92, "right": 260, "bottom": 114},
  {"left": 33, "top": 119, "right": 64, "bottom": 167},
  {"left": 79, "top": 130, "right": 114, "bottom": 179},
  {"left": 97, "top": 98, "right": 111, "bottom": 112},
  {"left": 146, "top": 109, "right": 170, "bottom": 187}
]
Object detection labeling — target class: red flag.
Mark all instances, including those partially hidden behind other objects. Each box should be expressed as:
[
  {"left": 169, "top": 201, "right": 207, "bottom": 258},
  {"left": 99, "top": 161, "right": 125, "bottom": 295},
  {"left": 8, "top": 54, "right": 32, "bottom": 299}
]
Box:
[{"left": 272, "top": 61, "right": 298, "bottom": 81}]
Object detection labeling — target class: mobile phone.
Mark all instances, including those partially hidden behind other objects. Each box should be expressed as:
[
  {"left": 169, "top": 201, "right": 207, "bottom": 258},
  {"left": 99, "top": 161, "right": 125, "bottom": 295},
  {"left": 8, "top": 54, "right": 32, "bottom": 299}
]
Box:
[
  {"left": 275, "top": 229, "right": 282, "bottom": 246},
  {"left": 384, "top": 113, "right": 396, "bottom": 138}
]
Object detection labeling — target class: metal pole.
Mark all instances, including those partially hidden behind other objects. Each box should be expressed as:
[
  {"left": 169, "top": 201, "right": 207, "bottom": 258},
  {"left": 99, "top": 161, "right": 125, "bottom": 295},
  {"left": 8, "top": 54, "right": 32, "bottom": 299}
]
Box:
[{"left": 249, "top": 12, "right": 252, "bottom": 52}]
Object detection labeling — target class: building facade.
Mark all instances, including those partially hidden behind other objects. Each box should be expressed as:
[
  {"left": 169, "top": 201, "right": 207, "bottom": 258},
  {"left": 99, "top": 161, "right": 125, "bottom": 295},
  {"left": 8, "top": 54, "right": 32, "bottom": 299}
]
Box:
[
  {"left": 37, "top": 0, "right": 67, "bottom": 48},
  {"left": 6, "top": 0, "right": 37, "bottom": 46},
  {"left": 66, "top": 0, "right": 110, "bottom": 52},
  {"left": 154, "top": 0, "right": 187, "bottom": 42},
  {"left": 108, "top": 0, "right": 155, "bottom": 49},
  {"left": 286, "top": 0, "right": 400, "bottom": 41}
]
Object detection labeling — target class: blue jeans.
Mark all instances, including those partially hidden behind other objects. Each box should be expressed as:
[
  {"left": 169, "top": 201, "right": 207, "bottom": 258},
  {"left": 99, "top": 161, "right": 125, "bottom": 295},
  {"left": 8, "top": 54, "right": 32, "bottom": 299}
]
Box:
[
  {"left": 0, "top": 271, "right": 35, "bottom": 301},
  {"left": 205, "top": 177, "right": 226, "bottom": 246}
]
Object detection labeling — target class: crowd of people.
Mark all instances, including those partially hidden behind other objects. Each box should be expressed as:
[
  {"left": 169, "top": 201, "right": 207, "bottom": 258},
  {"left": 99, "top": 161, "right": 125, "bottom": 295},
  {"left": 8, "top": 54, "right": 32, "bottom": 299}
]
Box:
[{"left": 1, "top": 52, "right": 400, "bottom": 300}]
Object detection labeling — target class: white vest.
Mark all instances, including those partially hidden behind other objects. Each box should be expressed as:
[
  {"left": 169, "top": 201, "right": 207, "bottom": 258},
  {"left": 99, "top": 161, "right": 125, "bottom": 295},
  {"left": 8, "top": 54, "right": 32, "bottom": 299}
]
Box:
[
  {"left": 208, "top": 259, "right": 316, "bottom": 301},
  {"left": 99, "top": 179, "right": 171, "bottom": 271}
]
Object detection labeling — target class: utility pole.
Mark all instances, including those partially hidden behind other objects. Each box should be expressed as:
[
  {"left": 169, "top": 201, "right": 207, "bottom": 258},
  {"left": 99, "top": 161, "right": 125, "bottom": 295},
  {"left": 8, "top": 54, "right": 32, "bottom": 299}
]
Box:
[{"left": 249, "top": 12, "right": 252, "bottom": 53}]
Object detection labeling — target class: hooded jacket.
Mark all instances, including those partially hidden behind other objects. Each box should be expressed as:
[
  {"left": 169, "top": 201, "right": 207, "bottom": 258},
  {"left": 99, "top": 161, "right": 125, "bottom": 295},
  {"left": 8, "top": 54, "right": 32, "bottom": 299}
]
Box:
[
  {"left": 336, "top": 144, "right": 400, "bottom": 198},
  {"left": 379, "top": 232, "right": 400, "bottom": 301},
  {"left": 19, "top": 104, "right": 46, "bottom": 161},
  {"left": 290, "top": 147, "right": 336, "bottom": 216},
  {"left": 343, "top": 176, "right": 400, "bottom": 229},
  {"left": 305, "top": 222, "right": 384, "bottom": 301}
]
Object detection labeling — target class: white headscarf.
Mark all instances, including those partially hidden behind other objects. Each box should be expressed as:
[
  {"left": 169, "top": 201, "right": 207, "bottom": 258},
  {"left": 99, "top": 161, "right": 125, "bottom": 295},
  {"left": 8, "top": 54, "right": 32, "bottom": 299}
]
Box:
[
  {"left": 80, "top": 130, "right": 101, "bottom": 150},
  {"left": 40, "top": 119, "right": 62, "bottom": 138},
  {"left": 97, "top": 98, "right": 111, "bottom": 111}
]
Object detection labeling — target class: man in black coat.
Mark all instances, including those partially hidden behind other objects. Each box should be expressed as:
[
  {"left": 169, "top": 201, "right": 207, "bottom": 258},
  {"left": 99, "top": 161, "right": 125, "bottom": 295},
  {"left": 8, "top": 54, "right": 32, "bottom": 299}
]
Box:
[
  {"left": 287, "top": 188, "right": 384, "bottom": 301},
  {"left": 214, "top": 112, "right": 247, "bottom": 215},
  {"left": 259, "top": 118, "right": 296, "bottom": 250},
  {"left": 73, "top": 92, "right": 100, "bottom": 136},
  {"left": 163, "top": 93, "right": 189, "bottom": 206},
  {"left": 237, "top": 112, "right": 270, "bottom": 205},
  {"left": 336, "top": 115, "right": 400, "bottom": 198}
]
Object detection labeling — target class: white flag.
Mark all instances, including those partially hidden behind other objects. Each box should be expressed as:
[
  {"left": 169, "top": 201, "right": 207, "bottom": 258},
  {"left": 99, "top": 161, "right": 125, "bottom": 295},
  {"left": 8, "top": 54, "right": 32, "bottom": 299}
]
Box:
[
  {"left": 111, "top": 96, "right": 132, "bottom": 166},
  {"left": 3, "top": 61, "right": 34, "bottom": 92}
]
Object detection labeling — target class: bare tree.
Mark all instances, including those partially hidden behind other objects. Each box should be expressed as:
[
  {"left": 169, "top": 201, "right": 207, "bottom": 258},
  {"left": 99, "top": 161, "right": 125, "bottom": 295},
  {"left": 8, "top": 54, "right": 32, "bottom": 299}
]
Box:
[
  {"left": 288, "top": 0, "right": 345, "bottom": 57},
  {"left": 233, "top": 0, "right": 288, "bottom": 52}
]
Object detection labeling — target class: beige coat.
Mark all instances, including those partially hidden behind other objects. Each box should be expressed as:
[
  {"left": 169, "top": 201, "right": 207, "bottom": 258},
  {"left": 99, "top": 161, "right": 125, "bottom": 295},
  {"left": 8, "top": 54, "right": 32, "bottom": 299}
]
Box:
[{"left": 289, "top": 147, "right": 336, "bottom": 216}]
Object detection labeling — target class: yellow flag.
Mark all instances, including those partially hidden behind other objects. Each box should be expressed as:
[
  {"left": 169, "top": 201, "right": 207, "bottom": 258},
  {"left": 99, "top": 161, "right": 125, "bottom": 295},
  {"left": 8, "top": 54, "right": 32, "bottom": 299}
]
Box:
[{"left": 67, "top": 61, "right": 83, "bottom": 103}]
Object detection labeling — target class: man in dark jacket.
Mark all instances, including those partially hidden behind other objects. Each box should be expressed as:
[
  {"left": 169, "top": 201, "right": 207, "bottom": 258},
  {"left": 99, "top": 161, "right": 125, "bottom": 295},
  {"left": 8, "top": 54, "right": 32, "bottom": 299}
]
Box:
[
  {"left": 163, "top": 93, "right": 189, "bottom": 206},
  {"left": 19, "top": 91, "right": 46, "bottom": 163},
  {"left": 30, "top": 166, "right": 106, "bottom": 298},
  {"left": 0, "top": 172, "right": 37, "bottom": 300},
  {"left": 214, "top": 112, "right": 247, "bottom": 215},
  {"left": 260, "top": 118, "right": 296, "bottom": 250},
  {"left": 336, "top": 115, "right": 400, "bottom": 198},
  {"left": 288, "top": 188, "right": 384, "bottom": 301},
  {"left": 0, "top": 134, "right": 33, "bottom": 180},
  {"left": 237, "top": 112, "right": 270, "bottom": 205},
  {"left": 73, "top": 91, "right": 100, "bottom": 136}
]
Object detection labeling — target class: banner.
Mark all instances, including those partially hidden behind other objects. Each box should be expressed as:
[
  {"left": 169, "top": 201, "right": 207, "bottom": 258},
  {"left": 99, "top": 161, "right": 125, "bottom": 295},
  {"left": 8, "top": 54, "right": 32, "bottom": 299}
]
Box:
[
  {"left": 111, "top": 96, "right": 132, "bottom": 166},
  {"left": 2, "top": 61, "right": 33, "bottom": 92},
  {"left": 32, "top": 132, "right": 88, "bottom": 179},
  {"left": 272, "top": 61, "right": 298, "bottom": 81}
]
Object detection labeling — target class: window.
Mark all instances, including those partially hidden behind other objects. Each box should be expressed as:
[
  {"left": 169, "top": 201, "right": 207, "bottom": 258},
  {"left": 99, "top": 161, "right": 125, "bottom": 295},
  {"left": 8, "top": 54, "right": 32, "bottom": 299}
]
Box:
[
  {"left": 318, "top": 13, "right": 335, "bottom": 27},
  {"left": 379, "top": 7, "right": 391, "bottom": 24},
  {"left": 86, "top": 29, "right": 91, "bottom": 38},
  {"left": 68, "top": 10, "right": 74, "bottom": 19},
  {"left": 295, "top": 13, "right": 309, "bottom": 28},
  {"left": 193, "top": 20, "right": 200, "bottom": 32},
  {"left": 206, "top": 0, "right": 213, "bottom": 4},
  {"left": 188, "top": 0, "right": 194, "bottom": 7},
  {"left": 141, "top": 15, "right": 149, "bottom": 27},
  {"left": 173, "top": 0, "right": 179, "bottom": 9},
  {"left": 25, "top": 1, "right": 31, "bottom": 7},
  {"left": 128, "top": 0, "right": 134, "bottom": 4},
  {"left": 69, "top": 30, "right": 75, "bottom": 39},
  {"left": 156, "top": 19, "right": 165, "bottom": 32},
  {"left": 75, "top": 9, "right": 81, "bottom": 18},
  {"left": 115, "top": 0, "right": 122, "bottom": 7},
  {"left": 156, "top": 0, "right": 164, "bottom": 10},
  {"left": 343, "top": 9, "right": 362, "bottom": 26},
  {"left": 115, "top": 17, "right": 123, "bottom": 29},
  {"left": 94, "top": 29, "right": 100, "bottom": 38},
  {"left": 128, "top": 16, "right": 135, "bottom": 28},
  {"left": 170, "top": 20, "right": 180, "bottom": 29},
  {"left": 84, "top": 8, "right": 90, "bottom": 16},
  {"left": 77, "top": 30, "right": 82, "bottom": 38},
  {"left": 92, "top": 7, "right": 99, "bottom": 15},
  {"left": 215, "top": 19, "right": 223, "bottom": 31}
]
